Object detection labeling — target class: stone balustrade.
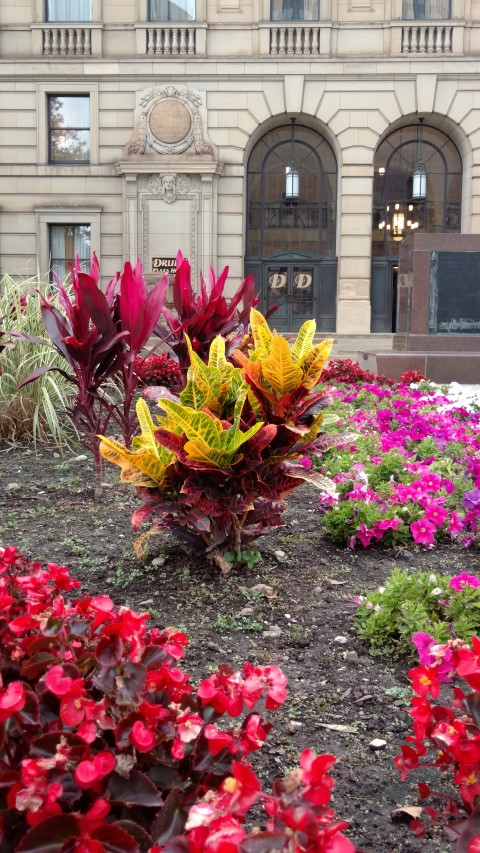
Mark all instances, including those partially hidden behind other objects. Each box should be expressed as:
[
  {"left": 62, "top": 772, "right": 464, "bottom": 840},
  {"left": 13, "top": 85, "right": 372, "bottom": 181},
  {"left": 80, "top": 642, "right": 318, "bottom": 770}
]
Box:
[
  {"left": 401, "top": 23, "right": 453, "bottom": 53},
  {"left": 42, "top": 26, "right": 93, "bottom": 55},
  {"left": 145, "top": 25, "right": 199, "bottom": 55},
  {"left": 269, "top": 25, "right": 321, "bottom": 55}
]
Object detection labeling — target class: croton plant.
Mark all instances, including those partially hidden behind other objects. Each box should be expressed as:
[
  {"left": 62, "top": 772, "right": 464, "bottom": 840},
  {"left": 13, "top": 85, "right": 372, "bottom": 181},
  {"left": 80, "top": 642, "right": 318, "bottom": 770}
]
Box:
[
  {"left": 100, "top": 310, "right": 351, "bottom": 570},
  {"left": 0, "top": 545, "right": 358, "bottom": 853}
]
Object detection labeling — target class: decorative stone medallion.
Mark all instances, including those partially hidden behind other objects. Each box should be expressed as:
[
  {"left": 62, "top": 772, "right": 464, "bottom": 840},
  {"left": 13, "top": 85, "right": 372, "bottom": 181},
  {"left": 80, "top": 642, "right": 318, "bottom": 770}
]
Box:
[
  {"left": 148, "top": 100, "right": 192, "bottom": 145},
  {"left": 126, "top": 85, "right": 213, "bottom": 157}
]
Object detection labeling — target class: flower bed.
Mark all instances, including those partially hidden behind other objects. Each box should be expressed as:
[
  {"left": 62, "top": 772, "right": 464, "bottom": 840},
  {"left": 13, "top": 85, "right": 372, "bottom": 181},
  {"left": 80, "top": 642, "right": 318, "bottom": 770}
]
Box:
[
  {"left": 318, "top": 381, "right": 480, "bottom": 550},
  {"left": 0, "top": 545, "right": 358, "bottom": 853}
]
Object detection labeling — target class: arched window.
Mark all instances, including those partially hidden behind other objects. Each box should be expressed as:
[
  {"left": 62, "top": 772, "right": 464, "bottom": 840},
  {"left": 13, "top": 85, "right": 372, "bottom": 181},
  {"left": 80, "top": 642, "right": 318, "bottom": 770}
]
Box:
[
  {"left": 246, "top": 124, "right": 337, "bottom": 258},
  {"left": 245, "top": 123, "right": 337, "bottom": 333},
  {"left": 372, "top": 122, "right": 462, "bottom": 258}
]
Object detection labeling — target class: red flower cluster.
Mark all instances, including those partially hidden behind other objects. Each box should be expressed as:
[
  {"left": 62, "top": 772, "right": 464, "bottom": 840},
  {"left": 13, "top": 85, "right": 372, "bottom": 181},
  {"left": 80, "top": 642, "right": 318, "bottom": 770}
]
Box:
[
  {"left": 398, "top": 369, "right": 427, "bottom": 385},
  {"left": 134, "top": 352, "right": 183, "bottom": 391},
  {"left": 321, "top": 358, "right": 395, "bottom": 387},
  {"left": 320, "top": 359, "right": 427, "bottom": 388},
  {"left": 396, "top": 636, "right": 480, "bottom": 848},
  {"left": 0, "top": 546, "right": 359, "bottom": 853}
]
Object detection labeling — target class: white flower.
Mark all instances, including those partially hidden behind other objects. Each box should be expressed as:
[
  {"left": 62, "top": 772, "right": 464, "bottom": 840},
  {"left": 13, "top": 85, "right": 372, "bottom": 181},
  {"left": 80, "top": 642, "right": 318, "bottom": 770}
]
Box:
[
  {"left": 429, "top": 574, "right": 437, "bottom": 584},
  {"left": 374, "top": 604, "right": 382, "bottom": 612},
  {"left": 431, "top": 587, "right": 444, "bottom": 596}
]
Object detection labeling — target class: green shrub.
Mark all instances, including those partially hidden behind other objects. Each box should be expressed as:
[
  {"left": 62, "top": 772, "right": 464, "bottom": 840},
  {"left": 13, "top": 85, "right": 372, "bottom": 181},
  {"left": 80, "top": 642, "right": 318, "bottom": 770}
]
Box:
[{"left": 355, "top": 568, "right": 480, "bottom": 656}]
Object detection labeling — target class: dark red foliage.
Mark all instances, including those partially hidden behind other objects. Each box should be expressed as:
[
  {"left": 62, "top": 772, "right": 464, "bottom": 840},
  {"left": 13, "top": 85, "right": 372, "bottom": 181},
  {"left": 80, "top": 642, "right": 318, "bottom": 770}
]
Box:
[
  {"left": 0, "top": 545, "right": 360, "bottom": 853},
  {"left": 156, "top": 252, "right": 260, "bottom": 383},
  {"left": 18, "top": 255, "right": 168, "bottom": 480}
]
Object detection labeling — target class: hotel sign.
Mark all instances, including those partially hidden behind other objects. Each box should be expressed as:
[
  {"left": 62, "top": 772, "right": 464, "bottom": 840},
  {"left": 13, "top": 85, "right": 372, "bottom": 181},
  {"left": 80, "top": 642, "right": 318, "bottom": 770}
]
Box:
[{"left": 152, "top": 257, "right": 177, "bottom": 273}]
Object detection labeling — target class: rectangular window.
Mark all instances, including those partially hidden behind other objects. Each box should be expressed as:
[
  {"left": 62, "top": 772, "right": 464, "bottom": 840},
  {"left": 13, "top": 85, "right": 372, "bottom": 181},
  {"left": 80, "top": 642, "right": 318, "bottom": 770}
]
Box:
[
  {"left": 271, "top": 0, "right": 319, "bottom": 19},
  {"left": 403, "top": 0, "right": 450, "bottom": 17},
  {"left": 46, "top": 0, "right": 92, "bottom": 20},
  {"left": 48, "top": 95, "right": 90, "bottom": 164},
  {"left": 148, "top": 0, "right": 195, "bottom": 21},
  {"left": 49, "top": 224, "right": 91, "bottom": 281}
]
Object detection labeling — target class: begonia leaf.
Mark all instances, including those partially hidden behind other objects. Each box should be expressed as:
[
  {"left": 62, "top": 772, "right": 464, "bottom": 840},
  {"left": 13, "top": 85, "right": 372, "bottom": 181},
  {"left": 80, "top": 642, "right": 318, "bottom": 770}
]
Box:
[
  {"left": 240, "top": 833, "right": 284, "bottom": 851},
  {"left": 151, "top": 789, "right": 185, "bottom": 844},
  {"left": 15, "top": 685, "right": 40, "bottom": 726},
  {"left": 115, "top": 821, "right": 152, "bottom": 853},
  {"left": 21, "top": 652, "right": 58, "bottom": 681},
  {"left": 108, "top": 769, "right": 163, "bottom": 807},
  {"left": 148, "top": 764, "right": 183, "bottom": 790},
  {"left": 15, "top": 814, "right": 81, "bottom": 853},
  {"left": 96, "top": 635, "right": 124, "bottom": 667},
  {"left": 90, "top": 825, "right": 140, "bottom": 853},
  {"left": 116, "top": 660, "right": 147, "bottom": 703}
]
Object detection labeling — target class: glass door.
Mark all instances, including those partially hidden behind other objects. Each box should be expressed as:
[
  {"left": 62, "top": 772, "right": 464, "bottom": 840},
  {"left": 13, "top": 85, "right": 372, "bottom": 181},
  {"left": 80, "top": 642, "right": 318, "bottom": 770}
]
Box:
[{"left": 266, "top": 262, "right": 315, "bottom": 332}]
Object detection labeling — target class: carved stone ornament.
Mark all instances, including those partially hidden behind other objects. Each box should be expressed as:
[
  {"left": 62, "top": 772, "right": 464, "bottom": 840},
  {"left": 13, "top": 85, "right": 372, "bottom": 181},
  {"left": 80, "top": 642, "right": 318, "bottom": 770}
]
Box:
[
  {"left": 126, "top": 85, "right": 214, "bottom": 157},
  {"left": 141, "top": 173, "right": 197, "bottom": 204}
]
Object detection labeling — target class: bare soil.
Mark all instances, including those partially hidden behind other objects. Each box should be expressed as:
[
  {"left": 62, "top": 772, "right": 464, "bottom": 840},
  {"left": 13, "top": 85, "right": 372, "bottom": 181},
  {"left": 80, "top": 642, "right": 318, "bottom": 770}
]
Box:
[{"left": 2, "top": 442, "right": 477, "bottom": 852}]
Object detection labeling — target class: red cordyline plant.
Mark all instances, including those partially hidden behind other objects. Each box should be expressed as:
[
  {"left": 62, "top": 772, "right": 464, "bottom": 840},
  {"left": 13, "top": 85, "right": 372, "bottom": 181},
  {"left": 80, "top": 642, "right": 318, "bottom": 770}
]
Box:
[
  {"left": 156, "top": 251, "right": 261, "bottom": 383},
  {"left": 0, "top": 545, "right": 359, "bottom": 853},
  {"left": 19, "top": 254, "right": 168, "bottom": 494},
  {"left": 395, "top": 636, "right": 480, "bottom": 850}
]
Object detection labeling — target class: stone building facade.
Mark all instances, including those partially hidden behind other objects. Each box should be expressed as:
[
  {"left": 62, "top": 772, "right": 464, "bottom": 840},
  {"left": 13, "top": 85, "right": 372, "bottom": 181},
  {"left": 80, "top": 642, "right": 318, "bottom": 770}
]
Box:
[{"left": 0, "top": 0, "right": 479, "bottom": 350}]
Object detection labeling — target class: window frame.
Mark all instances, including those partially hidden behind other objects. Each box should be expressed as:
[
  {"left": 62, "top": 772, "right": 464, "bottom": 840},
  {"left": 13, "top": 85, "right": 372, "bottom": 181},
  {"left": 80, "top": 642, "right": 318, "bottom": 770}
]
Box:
[
  {"left": 35, "top": 209, "right": 101, "bottom": 281},
  {"left": 270, "top": 0, "right": 320, "bottom": 21},
  {"left": 402, "top": 0, "right": 452, "bottom": 17},
  {"left": 35, "top": 0, "right": 101, "bottom": 21},
  {"left": 37, "top": 84, "right": 98, "bottom": 167},
  {"left": 49, "top": 223, "right": 92, "bottom": 281},
  {"left": 47, "top": 94, "right": 91, "bottom": 166},
  {"left": 138, "top": 0, "right": 206, "bottom": 21},
  {"left": 147, "top": 0, "right": 196, "bottom": 21}
]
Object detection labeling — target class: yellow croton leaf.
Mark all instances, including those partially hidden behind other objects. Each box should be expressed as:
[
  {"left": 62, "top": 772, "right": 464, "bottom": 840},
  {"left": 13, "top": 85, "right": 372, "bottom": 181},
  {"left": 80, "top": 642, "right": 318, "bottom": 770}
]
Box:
[
  {"left": 299, "top": 339, "right": 334, "bottom": 389},
  {"left": 208, "top": 336, "right": 232, "bottom": 372},
  {"left": 290, "top": 319, "right": 316, "bottom": 365},
  {"left": 158, "top": 398, "right": 263, "bottom": 467},
  {"left": 184, "top": 420, "right": 263, "bottom": 466},
  {"left": 250, "top": 308, "right": 274, "bottom": 358},
  {"left": 181, "top": 336, "right": 223, "bottom": 414},
  {"left": 262, "top": 336, "right": 303, "bottom": 399},
  {"left": 99, "top": 398, "right": 174, "bottom": 488}
]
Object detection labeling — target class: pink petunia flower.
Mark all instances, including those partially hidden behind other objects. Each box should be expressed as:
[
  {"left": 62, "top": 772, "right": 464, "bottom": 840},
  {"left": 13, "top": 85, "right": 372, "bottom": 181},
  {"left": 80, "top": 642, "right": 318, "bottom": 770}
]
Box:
[
  {"left": 410, "top": 518, "right": 436, "bottom": 547},
  {"left": 449, "top": 572, "right": 480, "bottom": 592}
]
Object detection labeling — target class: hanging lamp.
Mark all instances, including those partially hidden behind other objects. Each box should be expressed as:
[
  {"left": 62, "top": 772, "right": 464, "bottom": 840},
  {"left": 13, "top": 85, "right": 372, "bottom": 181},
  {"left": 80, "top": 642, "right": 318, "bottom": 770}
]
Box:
[
  {"left": 285, "top": 118, "right": 299, "bottom": 202},
  {"left": 412, "top": 117, "right": 427, "bottom": 202}
]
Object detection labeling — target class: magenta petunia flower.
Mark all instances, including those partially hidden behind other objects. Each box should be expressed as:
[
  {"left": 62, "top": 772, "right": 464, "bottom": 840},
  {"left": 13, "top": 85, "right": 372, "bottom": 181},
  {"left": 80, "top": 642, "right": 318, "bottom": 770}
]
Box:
[
  {"left": 410, "top": 518, "right": 436, "bottom": 547},
  {"left": 448, "top": 572, "right": 480, "bottom": 592},
  {"left": 356, "top": 524, "right": 375, "bottom": 548},
  {"left": 411, "top": 631, "right": 436, "bottom": 666},
  {"left": 424, "top": 504, "right": 448, "bottom": 527},
  {"left": 448, "top": 511, "right": 464, "bottom": 537}
]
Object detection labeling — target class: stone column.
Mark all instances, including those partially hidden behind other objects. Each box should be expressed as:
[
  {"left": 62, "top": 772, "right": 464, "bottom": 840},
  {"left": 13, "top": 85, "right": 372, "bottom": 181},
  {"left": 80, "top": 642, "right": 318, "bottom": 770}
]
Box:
[
  {"left": 124, "top": 174, "right": 139, "bottom": 266},
  {"left": 200, "top": 174, "right": 218, "bottom": 273},
  {"left": 336, "top": 162, "right": 374, "bottom": 334}
]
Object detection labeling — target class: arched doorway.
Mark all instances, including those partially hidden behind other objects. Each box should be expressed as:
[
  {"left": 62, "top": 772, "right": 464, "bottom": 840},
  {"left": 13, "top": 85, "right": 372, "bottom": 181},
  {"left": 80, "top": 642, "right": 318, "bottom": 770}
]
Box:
[
  {"left": 244, "top": 122, "right": 337, "bottom": 332},
  {"left": 371, "top": 121, "right": 462, "bottom": 332}
]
